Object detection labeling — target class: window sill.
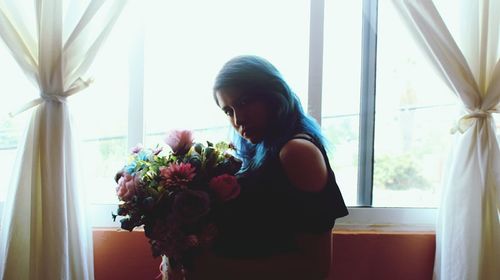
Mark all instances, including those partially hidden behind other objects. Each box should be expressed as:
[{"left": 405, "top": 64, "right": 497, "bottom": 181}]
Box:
[
  {"left": 0, "top": 203, "right": 438, "bottom": 231},
  {"left": 335, "top": 206, "right": 437, "bottom": 232}
]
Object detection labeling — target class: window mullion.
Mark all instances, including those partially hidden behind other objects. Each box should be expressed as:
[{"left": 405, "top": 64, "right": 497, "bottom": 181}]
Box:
[
  {"left": 357, "top": 0, "right": 378, "bottom": 206},
  {"left": 128, "top": 4, "right": 145, "bottom": 150},
  {"left": 307, "top": 0, "right": 325, "bottom": 124}
]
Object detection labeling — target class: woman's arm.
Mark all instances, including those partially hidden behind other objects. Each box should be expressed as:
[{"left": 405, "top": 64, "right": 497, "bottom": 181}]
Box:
[
  {"left": 278, "top": 137, "right": 328, "bottom": 192},
  {"left": 279, "top": 137, "right": 332, "bottom": 277}
]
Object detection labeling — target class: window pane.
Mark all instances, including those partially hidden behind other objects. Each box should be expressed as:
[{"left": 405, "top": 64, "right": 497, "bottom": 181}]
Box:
[
  {"left": 322, "top": 0, "right": 363, "bottom": 206},
  {"left": 0, "top": 42, "right": 34, "bottom": 202},
  {"left": 71, "top": 3, "right": 134, "bottom": 204},
  {"left": 373, "top": 1, "right": 458, "bottom": 207},
  {"left": 143, "top": 0, "right": 310, "bottom": 146}
]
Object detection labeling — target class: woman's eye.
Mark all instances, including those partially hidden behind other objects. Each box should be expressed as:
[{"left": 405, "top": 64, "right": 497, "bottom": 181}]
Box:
[{"left": 224, "top": 109, "right": 233, "bottom": 116}]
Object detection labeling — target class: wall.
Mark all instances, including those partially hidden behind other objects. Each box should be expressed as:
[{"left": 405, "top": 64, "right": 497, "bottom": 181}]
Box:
[
  {"left": 93, "top": 229, "right": 435, "bottom": 280},
  {"left": 331, "top": 230, "right": 435, "bottom": 280}
]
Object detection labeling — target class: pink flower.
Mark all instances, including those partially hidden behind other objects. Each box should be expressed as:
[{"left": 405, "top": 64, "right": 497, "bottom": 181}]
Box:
[
  {"left": 116, "top": 174, "right": 138, "bottom": 201},
  {"left": 160, "top": 163, "right": 196, "bottom": 187},
  {"left": 209, "top": 174, "right": 240, "bottom": 202},
  {"left": 164, "top": 130, "right": 194, "bottom": 155}
]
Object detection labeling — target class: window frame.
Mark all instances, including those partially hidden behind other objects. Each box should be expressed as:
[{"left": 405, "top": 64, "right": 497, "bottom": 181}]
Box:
[
  {"left": 0, "top": 0, "right": 438, "bottom": 230},
  {"left": 356, "top": 0, "right": 378, "bottom": 206}
]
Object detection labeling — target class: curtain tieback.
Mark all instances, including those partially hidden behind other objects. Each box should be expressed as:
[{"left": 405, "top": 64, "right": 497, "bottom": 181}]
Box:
[
  {"left": 450, "top": 108, "right": 499, "bottom": 134},
  {"left": 8, "top": 77, "right": 93, "bottom": 117},
  {"left": 41, "top": 93, "right": 68, "bottom": 103}
]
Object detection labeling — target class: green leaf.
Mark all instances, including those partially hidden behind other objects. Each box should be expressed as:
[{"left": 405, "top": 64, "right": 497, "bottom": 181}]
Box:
[{"left": 215, "top": 141, "right": 229, "bottom": 152}]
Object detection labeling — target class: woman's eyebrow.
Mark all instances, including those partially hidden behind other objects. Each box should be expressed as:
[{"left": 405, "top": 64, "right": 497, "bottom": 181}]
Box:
[
  {"left": 219, "top": 94, "right": 245, "bottom": 111},
  {"left": 234, "top": 95, "right": 249, "bottom": 105},
  {"left": 222, "top": 96, "right": 242, "bottom": 109}
]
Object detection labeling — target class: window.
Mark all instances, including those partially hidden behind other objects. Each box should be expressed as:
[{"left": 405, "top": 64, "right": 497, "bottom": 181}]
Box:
[
  {"left": 322, "top": 0, "right": 363, "bottom": 207},
  {"left": 372, "top": 0, "right": 458, "bottom": 207},
  {"left": 78, "top": 0, "right": 311, "bottom": 205},
  {"left": 0, "top": 45, "right": 33, "bottom": 203},
  {"left": 2, "top": 0, "right": 498, "bottom": 226}
]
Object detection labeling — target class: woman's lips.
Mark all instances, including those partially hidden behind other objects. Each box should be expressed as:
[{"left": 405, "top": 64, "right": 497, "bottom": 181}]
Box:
[{"left": 241, "top": 128, "right": 252, "bottom": 138}]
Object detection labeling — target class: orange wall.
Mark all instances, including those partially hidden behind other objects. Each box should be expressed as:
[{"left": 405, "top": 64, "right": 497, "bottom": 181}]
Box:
[
  {"left": 93, "top": 229, "right": 435, "bottom": 280},
  {"left": 331, "top": 230, "right": 435, "bottom": 280},
  {"left": 93, "top": 229, "right": 161, "bottom": 280}
]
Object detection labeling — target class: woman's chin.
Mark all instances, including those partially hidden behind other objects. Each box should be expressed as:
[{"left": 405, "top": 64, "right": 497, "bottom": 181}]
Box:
[{"left": 244, "top": 135, "right": 262, "bottom": 144}]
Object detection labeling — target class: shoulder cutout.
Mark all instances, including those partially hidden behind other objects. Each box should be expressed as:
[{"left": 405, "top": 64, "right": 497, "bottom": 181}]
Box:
[{"left": 279, "top": 137, "right": 328, "bottom": 192}]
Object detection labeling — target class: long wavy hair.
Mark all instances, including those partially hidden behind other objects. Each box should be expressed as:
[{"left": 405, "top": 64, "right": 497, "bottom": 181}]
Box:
[{"left": 213, "top": 55, "right": 326, "bottom": 173}]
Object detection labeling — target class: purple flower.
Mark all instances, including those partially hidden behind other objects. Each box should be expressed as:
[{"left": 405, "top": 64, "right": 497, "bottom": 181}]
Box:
[
  {"left": 172, "top": 190, "right": 210, "bottom": 224},
  {"left": 131, "top": 143, "right": 143, "bottom": 154},
  {"left": 153, "top": 146, "right": 163, "bottom": 155},
  {"left": 164, "top": 130, "right": 194, "bottom": 155}
]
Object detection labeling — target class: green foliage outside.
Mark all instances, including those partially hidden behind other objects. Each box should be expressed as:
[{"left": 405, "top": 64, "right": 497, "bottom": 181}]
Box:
[
  {"left": 323, "top": 117, "right": 357, "bottom": 147},
  {"left": 374, "top": 153, "right": 429, "bottom": 190},
  {"left": 0, "top": 119, "right": 19, "bottom": 148},
  {"left": 322, "top": 116, "right": 358, "bottom": 163},
  {"left": 94, "top": 137, "right": 128, "bottom": 178}
]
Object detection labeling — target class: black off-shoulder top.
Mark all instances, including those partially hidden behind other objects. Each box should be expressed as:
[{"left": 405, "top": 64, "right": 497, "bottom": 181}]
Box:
[{"left": 212, "top": 134, "right": 348, "bottom": 258}]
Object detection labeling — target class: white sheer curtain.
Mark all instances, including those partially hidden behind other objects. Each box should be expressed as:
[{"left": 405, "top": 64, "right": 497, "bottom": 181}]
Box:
[
  {"left": 393, "top": 0, "right": 500, "bottom": 279},
  {"left": 0, "top": 0, "right": 126, "bottom": 279}
]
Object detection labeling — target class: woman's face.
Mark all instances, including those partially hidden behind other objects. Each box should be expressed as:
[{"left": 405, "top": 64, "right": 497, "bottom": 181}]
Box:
[{"left": 215, "top": 88, "right": 272, "bottom": 144}]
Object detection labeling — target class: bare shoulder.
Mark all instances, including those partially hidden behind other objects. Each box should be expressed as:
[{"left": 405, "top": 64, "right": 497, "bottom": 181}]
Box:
[{"left": 279, "top": 137, "right": 328, "bottom": 192}]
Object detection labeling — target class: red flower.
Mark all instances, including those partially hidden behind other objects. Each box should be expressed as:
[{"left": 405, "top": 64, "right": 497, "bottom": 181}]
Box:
[
  {"left": 160, "top": 163, "right": 196, "bottom": 187},
  {"left": 209, "top": 174, "right": 240, "bottom": 202}
]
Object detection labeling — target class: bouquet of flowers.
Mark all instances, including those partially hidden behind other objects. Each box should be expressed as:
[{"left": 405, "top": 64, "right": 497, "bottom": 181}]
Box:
[{"left": 112, "top": 130, "right": 242, "bottom": 279}]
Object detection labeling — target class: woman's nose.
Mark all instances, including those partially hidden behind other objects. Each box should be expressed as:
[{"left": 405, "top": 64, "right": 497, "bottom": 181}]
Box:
[{"left": 233, "top": 110, "right": 246, "bottom": 126}]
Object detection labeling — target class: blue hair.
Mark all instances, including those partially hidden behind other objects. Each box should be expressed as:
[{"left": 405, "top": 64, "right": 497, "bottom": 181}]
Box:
[{"left": 213, "top": 55, "right": 326, "bottom": 173}]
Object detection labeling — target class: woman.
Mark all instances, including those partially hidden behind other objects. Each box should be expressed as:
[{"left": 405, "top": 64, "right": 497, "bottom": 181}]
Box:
[{"left": 189, "top": 55, "right": 348, "bottom": 280}]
